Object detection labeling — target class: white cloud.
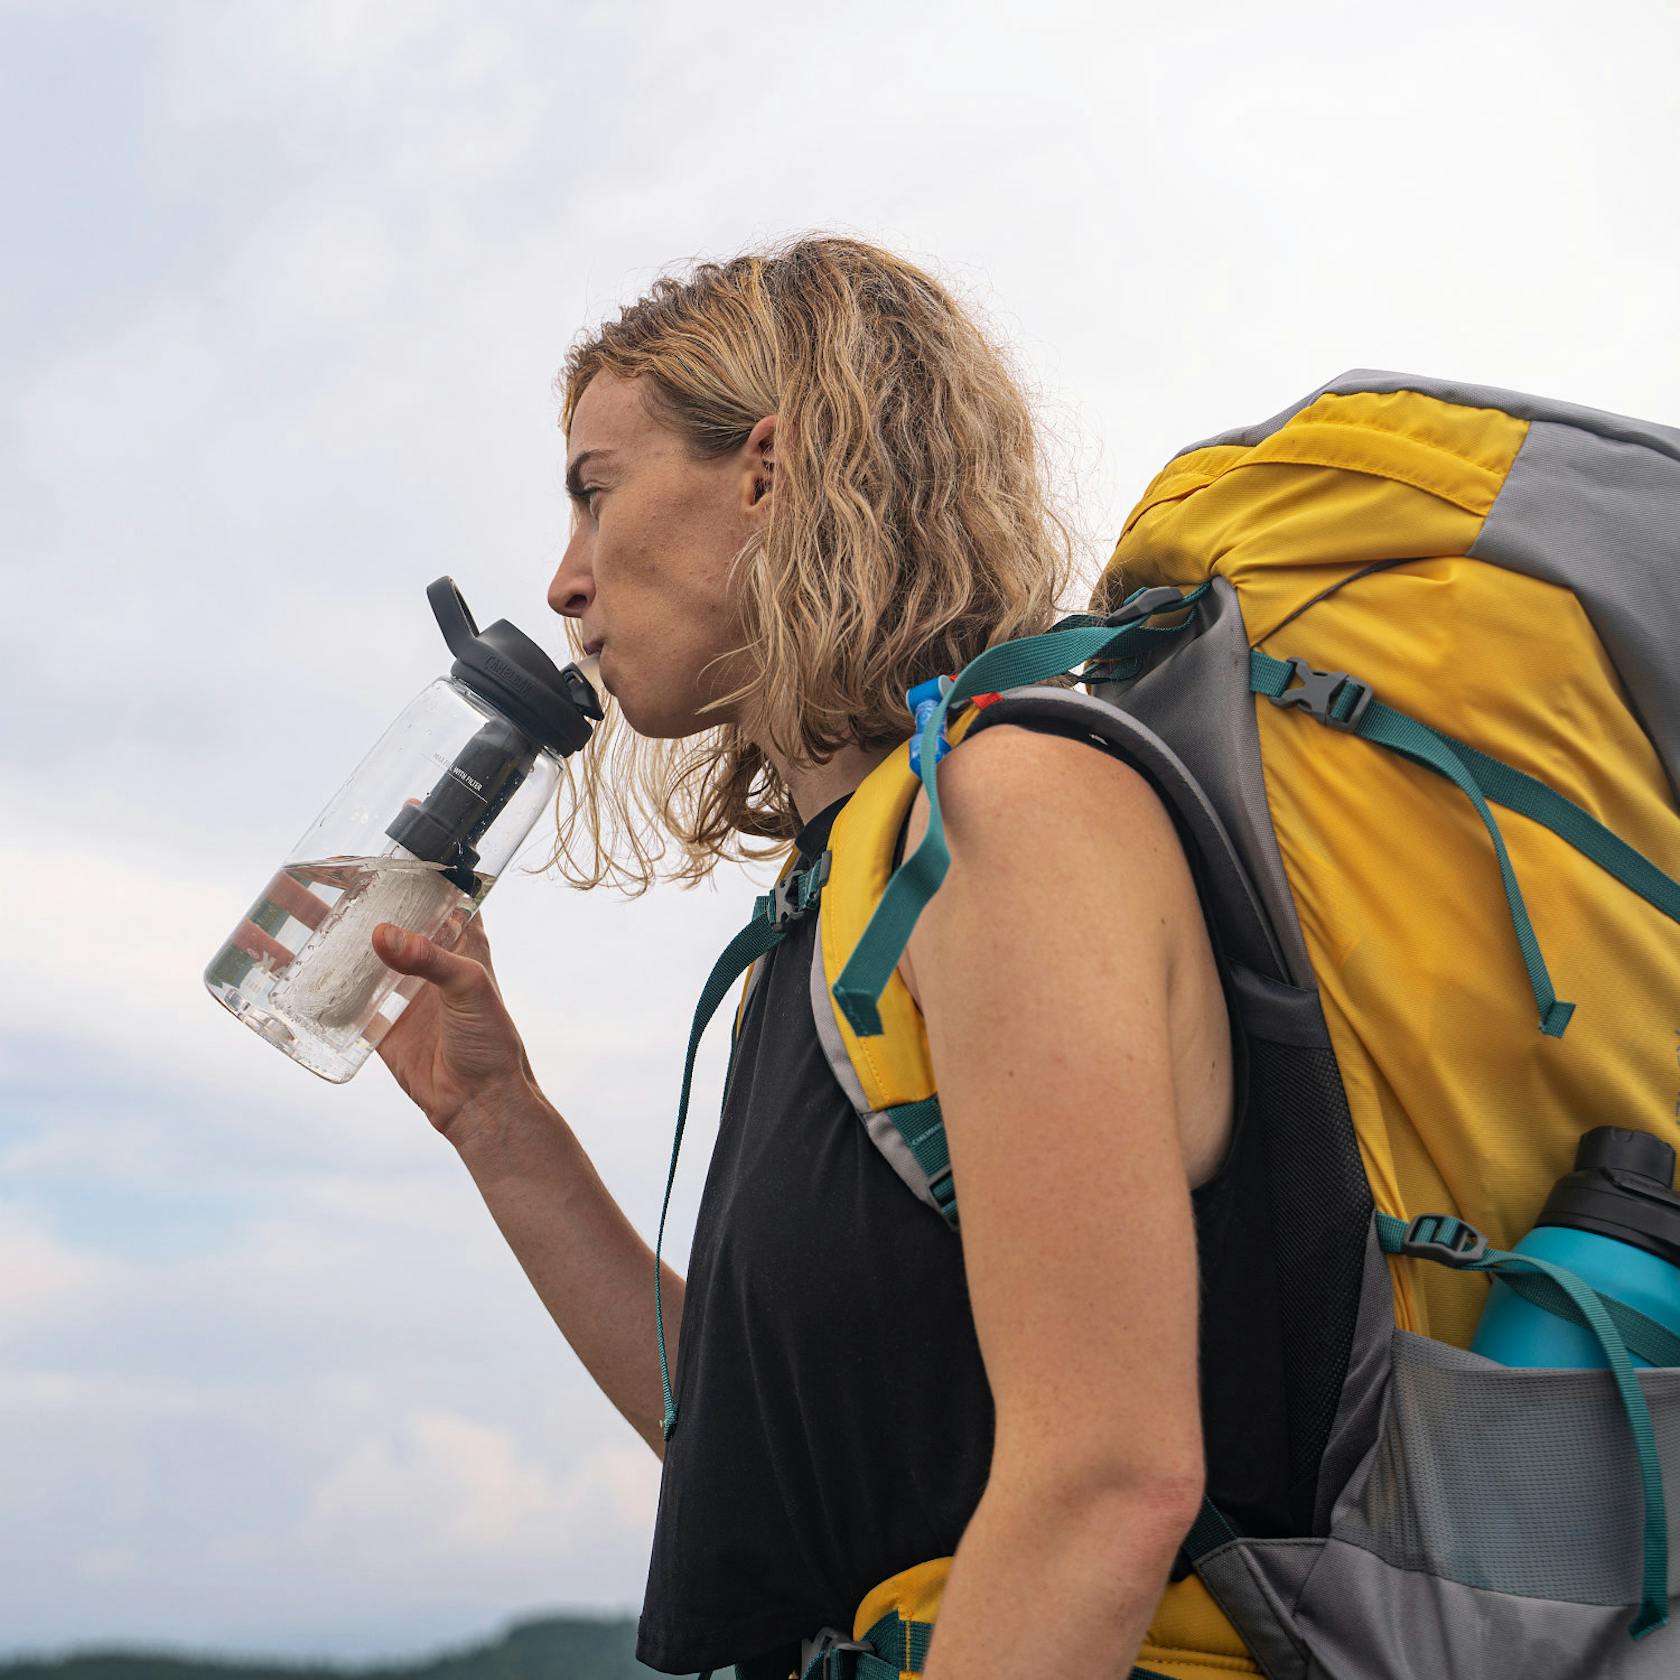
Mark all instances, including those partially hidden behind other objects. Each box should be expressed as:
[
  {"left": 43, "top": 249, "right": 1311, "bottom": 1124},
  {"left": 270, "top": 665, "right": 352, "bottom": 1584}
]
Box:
[
  {"left": 0, "top": 1206, "right": 121, "bottom": 1338},
  {"left": 4, "top": 0, "right": 1678, "bottom": 1660},
  {"left": 0, "top": 1370, "right": 207, "bottom": 1415},
  {"left": 292, "top": 1409, "right": 657, "bottom": 1566},
  {"left": 299, "top": 1406, "right": 566, "bottom": 1558}
]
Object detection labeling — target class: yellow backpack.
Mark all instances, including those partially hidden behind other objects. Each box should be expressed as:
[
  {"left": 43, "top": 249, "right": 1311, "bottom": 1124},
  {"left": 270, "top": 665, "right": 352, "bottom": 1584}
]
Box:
[{"left": 667, "top": 372, "right": 1680, "bottom": 1680}]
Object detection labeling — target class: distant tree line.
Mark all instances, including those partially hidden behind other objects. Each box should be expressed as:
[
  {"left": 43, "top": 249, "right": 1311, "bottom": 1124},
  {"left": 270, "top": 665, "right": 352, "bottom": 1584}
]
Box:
[{"left": 0, "top": 1615, "right": 692, "bottom": 1680}]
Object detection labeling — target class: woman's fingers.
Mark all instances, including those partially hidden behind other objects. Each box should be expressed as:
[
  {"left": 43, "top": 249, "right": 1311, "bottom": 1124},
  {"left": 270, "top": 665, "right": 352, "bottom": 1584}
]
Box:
[{"left": 372, "top": 923, "right": 492, "bottom": 1003}]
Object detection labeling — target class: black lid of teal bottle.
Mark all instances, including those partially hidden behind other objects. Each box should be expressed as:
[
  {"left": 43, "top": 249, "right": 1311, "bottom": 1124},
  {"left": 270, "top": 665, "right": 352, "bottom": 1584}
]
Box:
[{"left": 1536, "top": 1127, "right": 1680, "bottom": 1268}]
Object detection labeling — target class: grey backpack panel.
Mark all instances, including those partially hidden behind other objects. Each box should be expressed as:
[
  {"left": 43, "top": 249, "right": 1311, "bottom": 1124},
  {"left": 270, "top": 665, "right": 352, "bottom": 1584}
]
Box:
[
  {"left": 1472, "top": 416, "right": 1680, "bottom": 802},
  {"left": 1332, "top": 1332, "right": 1680, "bottom": 1605},
  {"left": 1309, "top": 1214, "right": 1401, "bottom": 1535},
  {"left": 1212, "top": 1537, "right": 1672, "bottom": 1680},
  {"left": 1089, "top": 575, "right": 1315, "bottom": 990},
  {"left": 1195, "top": 1287, "right": 1680, "bottom": 1679}
]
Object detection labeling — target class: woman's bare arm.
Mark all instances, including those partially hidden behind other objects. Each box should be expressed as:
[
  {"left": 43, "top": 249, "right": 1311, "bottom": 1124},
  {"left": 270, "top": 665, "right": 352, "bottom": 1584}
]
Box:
[
  {"left": 899, "top": 723, "right": 1208, "bottom": 1678},
  {"left": 453, "top": 1089, "right": 683, "bottom": 1460},
  {"left": 371, "top": 915, "right": 682, "bottom": 1460}
]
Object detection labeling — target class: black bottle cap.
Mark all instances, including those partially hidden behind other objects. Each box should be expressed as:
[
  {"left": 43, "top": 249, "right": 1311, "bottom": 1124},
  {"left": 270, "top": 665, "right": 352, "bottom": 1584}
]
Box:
[
  {"left": 427, "top": 577, "right": 602, "bottom": 758},
  {"left": 1575, "top": 1127, "right": 1676, "bottom": 1183},
  {"left": 1536, "top": 1125, "right": 1680, "bottom": 1267}
]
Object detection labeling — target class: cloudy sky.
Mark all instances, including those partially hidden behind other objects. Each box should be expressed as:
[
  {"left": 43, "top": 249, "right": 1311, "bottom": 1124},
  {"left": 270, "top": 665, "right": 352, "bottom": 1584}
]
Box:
[{"left": 4, "top": 0, "right": 1678, "bottom": 1665}]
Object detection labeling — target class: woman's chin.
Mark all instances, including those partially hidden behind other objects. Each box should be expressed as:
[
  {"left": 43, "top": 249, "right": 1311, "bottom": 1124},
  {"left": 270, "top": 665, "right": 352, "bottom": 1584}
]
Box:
[{"left": 611, "top": 685, "right": 706, "bottom": 740}]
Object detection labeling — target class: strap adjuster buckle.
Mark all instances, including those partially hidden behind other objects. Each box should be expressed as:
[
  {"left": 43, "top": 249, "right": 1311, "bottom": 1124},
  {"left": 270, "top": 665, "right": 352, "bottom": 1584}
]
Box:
[
  {"left": 1105, "top": 584, "right": 1191, "bottom": 627},
  {"left": 1400, "top": 1212, "right": 1489, "bottom": 1268},
  {"left": 768, "top": 850, "right": 831, "bottom": 930},
  {"left": 1268, "top": 657, "right": 1375, "bottom": 732},
  {"left": 801, "top": 1628, "right": 874, "bottom": 1679}
]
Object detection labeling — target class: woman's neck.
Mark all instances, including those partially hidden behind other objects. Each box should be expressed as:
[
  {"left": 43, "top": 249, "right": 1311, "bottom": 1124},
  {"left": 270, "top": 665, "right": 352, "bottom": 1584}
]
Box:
[{"left": 769, "top": 738, "right": 901, "bottom": 828}]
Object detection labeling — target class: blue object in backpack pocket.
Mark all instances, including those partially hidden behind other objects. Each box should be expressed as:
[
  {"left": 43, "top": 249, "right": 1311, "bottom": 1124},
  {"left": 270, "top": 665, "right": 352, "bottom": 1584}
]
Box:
[{"left": 1472, "top": 1127, "right": 1680, "bottom": 1369}]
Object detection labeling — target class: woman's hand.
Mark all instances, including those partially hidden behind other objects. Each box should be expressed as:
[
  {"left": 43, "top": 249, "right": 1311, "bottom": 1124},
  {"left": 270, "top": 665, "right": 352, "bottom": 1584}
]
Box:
[{"left": 368, "top": 910, "right": 540, "bottom": 1147}]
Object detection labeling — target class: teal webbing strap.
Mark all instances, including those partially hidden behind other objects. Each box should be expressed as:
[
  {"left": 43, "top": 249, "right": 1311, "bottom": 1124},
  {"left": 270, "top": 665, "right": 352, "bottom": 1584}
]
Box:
[
  {"left": 883, "top": 1095, "right": 960, "bottom": 1227},
  {"left": 782, "top": 1609, "right": 1199, "bottom": 1679},
  {"left": 1495, "top": 1268, "right": 1680, "bottom": 1368},
  {"left": 775, "top": 1591, "right": 1179, "bottom": 1678},
  {"left": 1377, "top": 1210, "right": 1669, "bottom": 1638},
  {"left": 1256, "top": 650, "right": 1680, "bottom": 929},
  {"left": 858, "top": 1611, "right": 936, "bottom": 1674},
  {"left": 833, "top": 584, "right": 1212, "bottom": 1037},
  {"left": 1437, "top": 724, "right": 1680, "bottom": 927},
  {"left": 796, "top": 1612, "right": 930, "bottom": 1679},
  {"left": 1251, "top": 649, "right": 1577, "bottom": 1037},
  {"left": 1254, "top": 649, "right": 1680, "bottom": 1036},
  {"left": 780, "top": 1626, "right": 1177, "bottom": 1680},
  {"left": 656, "top": 854, "right": 831, "bottom": 1442},
  {"left": 1053, "top": 606, "right": 1184, "bottom": 686}
]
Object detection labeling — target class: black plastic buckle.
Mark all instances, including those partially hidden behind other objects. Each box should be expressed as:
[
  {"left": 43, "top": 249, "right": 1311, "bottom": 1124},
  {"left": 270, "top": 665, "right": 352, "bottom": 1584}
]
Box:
[
  {"left": 1268, "top": 657, "right": 1375, "bottom": 732},
  {"left": 802, "top": 1629, "right": 873, "bottom": 1679},
  {"left": 1105, "top": 584, "right": 1190, "bottom": 628},
  {"left": 1400, "top": 1212, "right": 1489, "bottom": 1269},
  {"left": 769, "top": 849, "right": 832, "bottom": 929}
]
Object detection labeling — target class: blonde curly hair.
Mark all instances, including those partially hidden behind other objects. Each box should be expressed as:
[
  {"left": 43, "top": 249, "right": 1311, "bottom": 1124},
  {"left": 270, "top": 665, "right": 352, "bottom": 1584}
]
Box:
[{"left": 539, "top": 233, "right": 1081, "bottom": 894}]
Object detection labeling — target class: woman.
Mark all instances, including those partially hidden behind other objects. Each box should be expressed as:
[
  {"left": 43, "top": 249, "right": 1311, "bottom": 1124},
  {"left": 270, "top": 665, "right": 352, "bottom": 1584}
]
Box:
[{"left": 371, "top": 236, "right": 1234, "bottom": 1679}]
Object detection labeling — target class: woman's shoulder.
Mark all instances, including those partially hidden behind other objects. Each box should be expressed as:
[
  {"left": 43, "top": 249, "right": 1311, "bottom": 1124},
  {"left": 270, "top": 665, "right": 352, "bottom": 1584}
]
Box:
[
  {"left": 896, "top": 715, "right": 1235, "bottom": 1188},
  {"left": 896, "top": 719, "right": 1198, "bottom": 1006}
]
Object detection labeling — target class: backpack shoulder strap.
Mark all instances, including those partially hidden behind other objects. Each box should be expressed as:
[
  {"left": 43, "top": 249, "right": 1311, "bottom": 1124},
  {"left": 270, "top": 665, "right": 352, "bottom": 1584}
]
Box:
[
  {"left": 809, "top": 683, "right": 1287, "bottom": 1227},
  {"left": 798, "top": 705, "right": 987, "bottom": 1225}
]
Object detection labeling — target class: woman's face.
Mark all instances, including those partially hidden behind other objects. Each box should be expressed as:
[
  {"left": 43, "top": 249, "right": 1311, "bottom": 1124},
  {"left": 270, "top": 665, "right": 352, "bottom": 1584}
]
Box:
[{"left": 548, "top": 372, "right": 772, "bottom": 738}]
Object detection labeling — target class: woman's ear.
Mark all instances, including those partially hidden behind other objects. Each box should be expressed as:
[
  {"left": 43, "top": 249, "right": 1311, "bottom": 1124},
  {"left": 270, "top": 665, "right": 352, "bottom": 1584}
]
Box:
[{"left": 742, "top": 414, "right": 778, "bottom": 511}]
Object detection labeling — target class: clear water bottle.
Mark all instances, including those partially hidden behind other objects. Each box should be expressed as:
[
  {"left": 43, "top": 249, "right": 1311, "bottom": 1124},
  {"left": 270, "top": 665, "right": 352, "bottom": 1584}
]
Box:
[
  {"left": 1471, "top": 1127, "right": 1680, "bottom": 1368},
  {"left": 203, "top": 578, "right": 601, "bottom": 1084}
]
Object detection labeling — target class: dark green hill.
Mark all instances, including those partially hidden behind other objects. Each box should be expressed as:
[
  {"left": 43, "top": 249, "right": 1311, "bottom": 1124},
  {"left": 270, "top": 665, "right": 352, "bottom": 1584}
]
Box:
[{"left": 0, "top": 1614, "right": 696, "bottom": 1680}]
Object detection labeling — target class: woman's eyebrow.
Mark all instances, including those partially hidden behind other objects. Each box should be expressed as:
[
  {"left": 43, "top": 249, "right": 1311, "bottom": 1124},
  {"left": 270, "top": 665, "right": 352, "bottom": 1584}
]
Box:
[{"left": 565, "top": 448, "right": 615, "bottom": 497}]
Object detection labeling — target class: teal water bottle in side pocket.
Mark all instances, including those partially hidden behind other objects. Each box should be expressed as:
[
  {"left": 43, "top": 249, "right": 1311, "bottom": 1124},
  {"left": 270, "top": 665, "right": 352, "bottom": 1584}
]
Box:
[{"left": 1473, "top": 1127, "right": 1680, "bottom": 1369}]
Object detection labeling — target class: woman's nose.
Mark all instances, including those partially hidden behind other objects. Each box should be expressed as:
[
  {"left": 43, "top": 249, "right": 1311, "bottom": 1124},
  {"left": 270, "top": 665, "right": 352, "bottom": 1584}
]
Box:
[{"left": 548, "top": 534, "right": 593, "bottom": 620}]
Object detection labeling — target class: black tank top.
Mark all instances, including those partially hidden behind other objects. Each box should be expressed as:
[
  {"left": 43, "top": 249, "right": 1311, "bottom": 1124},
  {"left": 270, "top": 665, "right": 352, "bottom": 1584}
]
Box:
[{"left": 636, "top": 791, "right": 996, "bottom": 1676}]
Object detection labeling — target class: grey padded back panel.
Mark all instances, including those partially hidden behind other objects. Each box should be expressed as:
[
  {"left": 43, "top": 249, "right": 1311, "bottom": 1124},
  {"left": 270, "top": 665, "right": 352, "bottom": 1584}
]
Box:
[{"left": 1091, "top": 576, "right": 1315, "bottom": 990}]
